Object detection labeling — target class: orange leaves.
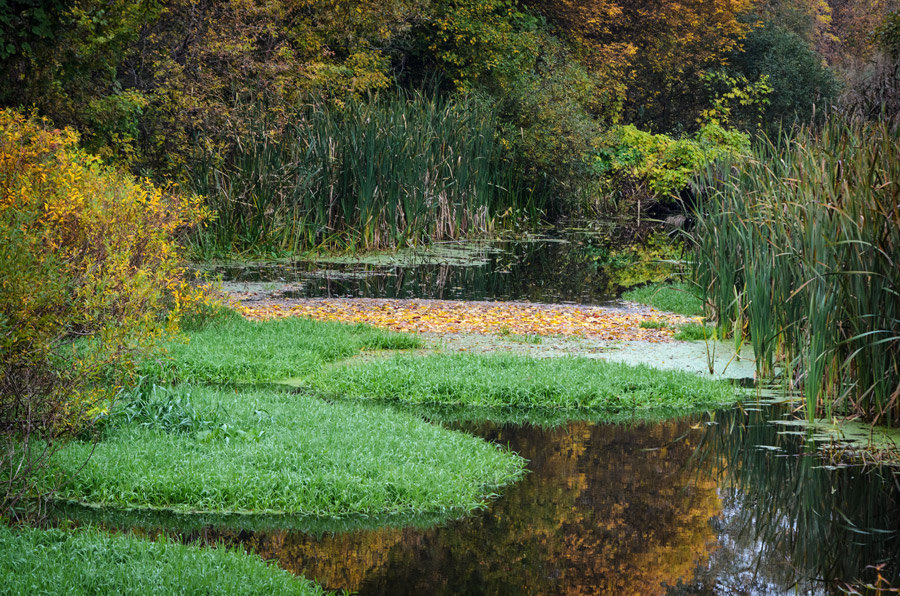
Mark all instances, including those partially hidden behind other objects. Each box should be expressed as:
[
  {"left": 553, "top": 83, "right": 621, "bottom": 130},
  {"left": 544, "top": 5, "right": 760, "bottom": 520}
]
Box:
[{"left": 238, "top": 298, "right": 699, "bottom": 342}]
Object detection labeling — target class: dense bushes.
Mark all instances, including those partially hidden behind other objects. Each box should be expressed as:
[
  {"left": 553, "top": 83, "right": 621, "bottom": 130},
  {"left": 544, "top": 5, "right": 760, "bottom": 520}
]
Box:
[
  {"left": 0, "top": 109, "right": 209, "bottom": 519},
  {"left": 592, "top": 123, "right": 750, "bottom": 214},
  {"left": 692, "top": 115, "right": 900, "bottom": 424}
]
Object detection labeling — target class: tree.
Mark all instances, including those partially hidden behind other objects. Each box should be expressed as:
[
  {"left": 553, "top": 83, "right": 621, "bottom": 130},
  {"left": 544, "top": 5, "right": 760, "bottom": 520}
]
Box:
[
  {"left": 523, "top": 0, "right": 755, "bottom": 130},
  {"left": 727, "top": 21, "right": 839, "bottom": 131}
]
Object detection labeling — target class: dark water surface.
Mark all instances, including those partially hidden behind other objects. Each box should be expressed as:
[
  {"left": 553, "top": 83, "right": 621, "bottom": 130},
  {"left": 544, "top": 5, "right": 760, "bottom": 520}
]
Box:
[
  {"left": 69, "top": 406, "right": 900, "bottom": 594},
  {"left": 207, "top": 231, "right": 680, "bottom": 305},
  {"left": 87, "top": 235, "right": 898, "bottom": 592}
]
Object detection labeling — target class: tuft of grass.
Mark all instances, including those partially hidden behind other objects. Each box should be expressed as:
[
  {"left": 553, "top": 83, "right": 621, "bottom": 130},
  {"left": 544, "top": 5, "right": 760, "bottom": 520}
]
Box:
[
  {"left": 306, "top": 353, "right": 735, "bottom": 413},
  {"left": 504, "top": 333, "right": 543, "bottom": 344},
  {"left": 620, "top": 282, "right": 704, "bottom": 317},
  {"left": 673, "top": 323, "right": 717, "bottom": 341},
  {"left": 0, "top": 525, "right": 322, "bottom": 595},
  {"left": 143, "top": 314, "right": 421, "bottom": 384},
  {"left": 45, "top": 384, "right": 525, "bottom": 517},
  {"left": 639, "top": 319, "right": 669, "bottom": 330}
]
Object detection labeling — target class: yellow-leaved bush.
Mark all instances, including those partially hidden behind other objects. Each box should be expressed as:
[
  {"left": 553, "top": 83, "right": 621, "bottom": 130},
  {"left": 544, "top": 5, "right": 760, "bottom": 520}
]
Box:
[{"left": 0, "top": 108, "right": 212, "bottom": 442}]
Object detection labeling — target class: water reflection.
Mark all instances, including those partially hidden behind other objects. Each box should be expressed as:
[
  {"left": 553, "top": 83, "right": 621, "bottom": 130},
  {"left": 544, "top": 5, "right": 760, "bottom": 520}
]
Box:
[
  {"left": 54, "top": 404, "right": 900, "bottom": 592},
  {"left": 682, "top": 405, "right": 900, "bottom": 592},
  {"left": 180, "top": 418, "right": 722, "bottom": 594},
  {"left": 211, "top": 233, "right": 679, "bottom": 305}
]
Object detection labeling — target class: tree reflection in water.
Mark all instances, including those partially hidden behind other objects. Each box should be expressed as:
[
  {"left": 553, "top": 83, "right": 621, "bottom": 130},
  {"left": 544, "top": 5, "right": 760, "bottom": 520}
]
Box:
[{"left": 193, "top": 417, "right": 722, "bottom": 594}]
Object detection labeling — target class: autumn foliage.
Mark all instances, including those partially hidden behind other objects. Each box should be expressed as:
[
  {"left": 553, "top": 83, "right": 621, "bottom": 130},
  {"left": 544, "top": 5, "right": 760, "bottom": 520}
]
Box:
[{"left": 0, "top": 109, "right": 209, "bottom": 518}]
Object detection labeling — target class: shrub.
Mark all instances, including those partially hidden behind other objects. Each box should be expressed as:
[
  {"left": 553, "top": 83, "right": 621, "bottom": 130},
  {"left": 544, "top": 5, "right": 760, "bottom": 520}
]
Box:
[
  {"left": 0, "top": 109, "right": 208, "bottom": 519},
  {"left": 592, "top": 123, "right": 749, "bottom": 214}
]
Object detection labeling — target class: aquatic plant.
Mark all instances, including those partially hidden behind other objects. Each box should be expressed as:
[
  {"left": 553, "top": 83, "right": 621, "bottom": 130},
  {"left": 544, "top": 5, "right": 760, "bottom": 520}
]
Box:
[
  {"left": 306, "top": 353, "right": 736, "bottom": 414},
  {"left": 45, "top": 384, "right": 526, "bottom": 517},
  {"left": 190, "top": 91, "right": 540, "bottom": 256},
  {"left": 144, "top": 313, "right": 421, "bottom": 385},
  {"left": 0, "top": 525, "right": 323, "bottom": 595},
  {"left": 692, "top": 115, "right": 900, "bottom": 424},
  {"left": 620, "top": 282, "right": 704, "bottom": 317}
]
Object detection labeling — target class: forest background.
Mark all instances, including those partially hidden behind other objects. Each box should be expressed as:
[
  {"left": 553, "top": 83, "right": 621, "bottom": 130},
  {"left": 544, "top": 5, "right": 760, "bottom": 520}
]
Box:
[{"left": 2, "top": 0, "right": 897, "bottom": 254}]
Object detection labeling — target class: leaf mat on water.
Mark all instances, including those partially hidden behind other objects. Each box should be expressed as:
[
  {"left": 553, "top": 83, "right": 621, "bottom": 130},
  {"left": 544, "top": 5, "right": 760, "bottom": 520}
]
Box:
[{"left": 237, "top": 298, "right": 700, "bottom": 342}]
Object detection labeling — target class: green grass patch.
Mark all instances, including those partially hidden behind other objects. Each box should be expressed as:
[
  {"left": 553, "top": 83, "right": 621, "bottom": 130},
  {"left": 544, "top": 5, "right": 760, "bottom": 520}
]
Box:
[
  {"left": 639, "top": 319, "right": 669, "bottom": 330},
  {"left": 306, "top": 353, "right": 736, "bottom": 413},
  {"left": 673, "top": 322, "right": 718, "bottom": 341},
  {"left": 620, "top": 282, "right": 703, "bottom": 316},
  {"left": 45, "top": 384, "right": 525, "bottom": 517},
  {"left": 0, "top": 525, "right": 321, "bottom": 595},
  {"left": 145, "top": 313, "right": 421, "bottom": 384}
]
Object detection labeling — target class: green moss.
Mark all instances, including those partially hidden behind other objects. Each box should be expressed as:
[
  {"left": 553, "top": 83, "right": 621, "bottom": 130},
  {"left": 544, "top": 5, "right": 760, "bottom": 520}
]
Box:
[{"left": 0, "top": 525, "right": 321, "bottom": 595}]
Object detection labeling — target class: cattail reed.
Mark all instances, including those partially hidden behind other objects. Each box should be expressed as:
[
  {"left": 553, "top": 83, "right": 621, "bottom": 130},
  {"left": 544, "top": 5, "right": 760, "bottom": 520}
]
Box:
[
  {"left": 189, "top": 91, "right": 539, "bottom": 255},
  {"left": 692, "top": 116, "right": 899, "bottom": 425}
]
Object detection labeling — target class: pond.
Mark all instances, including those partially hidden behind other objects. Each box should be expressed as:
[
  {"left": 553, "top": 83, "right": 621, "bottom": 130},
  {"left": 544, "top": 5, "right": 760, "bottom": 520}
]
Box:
[
  {"left": 58, "top": 232, "right": 900, "bottom": 592},
  {"left": 61, "top": 404, "right": 900, "bottom": 593},
  {"left": 205, "top": 229, "right": 682, "bottom": 305}
]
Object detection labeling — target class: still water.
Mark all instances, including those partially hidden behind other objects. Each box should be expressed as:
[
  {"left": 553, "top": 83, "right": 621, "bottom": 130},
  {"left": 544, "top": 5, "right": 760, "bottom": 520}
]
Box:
[
  {"left": 70, "top": 405, "right": 900, "bottom": 594},
  {"left": 108, "top": 235, "right": 899, "bottom": 592},
  {"left": 208, "top": 230, "right": 680, "bottom": 305}
]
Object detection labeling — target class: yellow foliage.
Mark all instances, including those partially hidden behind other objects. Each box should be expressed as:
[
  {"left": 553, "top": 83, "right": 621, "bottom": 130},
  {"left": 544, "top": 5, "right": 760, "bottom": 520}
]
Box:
[{"left": 0, "top": 109, "right": 213, "bottom": 431}]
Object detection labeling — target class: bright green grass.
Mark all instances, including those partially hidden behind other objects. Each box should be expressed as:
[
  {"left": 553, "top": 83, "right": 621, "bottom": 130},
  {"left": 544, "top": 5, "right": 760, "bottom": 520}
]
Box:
[
  {"left": 146, "top": 313, "right": 421, "bottom": 384},
  {"left": 673, "top": 322, "right": 718, "bottom": 341},
  {"left": 306, "top": 353, "right": 735, "bottom": 412},
  {"left": 45, "top": 384, "right": 525, "bottom": 516},
  {"left": 0, "top": 525, "right": 321, "bottom": 595},
  {"left": 620, "top": 282, "right": 704, "bottom": 317}
]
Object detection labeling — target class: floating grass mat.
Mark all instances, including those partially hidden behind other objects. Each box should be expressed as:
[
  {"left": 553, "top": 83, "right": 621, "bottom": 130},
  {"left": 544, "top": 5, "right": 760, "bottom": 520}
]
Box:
[
  {"left": 302, "top": 353, "right": 737, "bottom": 415},
  {"left": 619, "top": 281, "right": 704, "bottom": 317},
  {"left": 0, "top": 525, "right": 323, "bottom": 595},
  {"left": 42, "top": 385, "right": 526, "bottom": 518},
  {"left": 146, "top": 312, "right": 422, "bottom": 384}
]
